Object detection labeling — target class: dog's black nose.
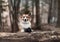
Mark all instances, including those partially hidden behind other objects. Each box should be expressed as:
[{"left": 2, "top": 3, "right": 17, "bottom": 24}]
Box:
[{"left": 25, "top": 19, "right": 27, "bottom": 21}]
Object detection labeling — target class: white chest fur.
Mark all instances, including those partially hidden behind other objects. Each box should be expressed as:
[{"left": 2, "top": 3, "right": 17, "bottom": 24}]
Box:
[{"left": 20, "top": 21, "right": 31, "bottom": 29}]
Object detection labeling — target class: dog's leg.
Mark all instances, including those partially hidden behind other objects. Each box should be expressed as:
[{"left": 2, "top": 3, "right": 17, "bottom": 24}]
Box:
[{"left": 21, "top": 29, "right": 24, "bottom": 32}]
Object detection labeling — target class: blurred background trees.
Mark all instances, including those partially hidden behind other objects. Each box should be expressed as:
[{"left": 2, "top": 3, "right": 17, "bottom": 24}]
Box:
[
  {"left": 0, "top": 0, "right": 59, "bottom": 32},
  {"left": 35, "top": 0, "right": 41, "bottom": 29},
  {"left": 8, "top": 0, "right": 21, "bottom": 32},
  {"left": 57, "top": 0, "right": 60, "bottom": 27},
  {"left": 0, "top": 0, "right": 3, "bottom": 31}
]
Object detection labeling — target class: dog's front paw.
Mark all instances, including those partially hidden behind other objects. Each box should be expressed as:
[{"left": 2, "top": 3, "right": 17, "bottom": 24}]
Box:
[{"left": 21, "top": 29, "right": 24, "bottom": 32}]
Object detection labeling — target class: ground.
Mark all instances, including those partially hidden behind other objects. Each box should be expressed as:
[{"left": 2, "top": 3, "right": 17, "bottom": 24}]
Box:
[{"left": 0, "top": 25, "right": 60, "bottom": 42}]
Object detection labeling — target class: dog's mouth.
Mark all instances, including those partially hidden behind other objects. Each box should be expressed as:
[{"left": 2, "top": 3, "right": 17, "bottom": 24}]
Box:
[{"left": 24, "top": 19, "right": 28, "bottom": 22}]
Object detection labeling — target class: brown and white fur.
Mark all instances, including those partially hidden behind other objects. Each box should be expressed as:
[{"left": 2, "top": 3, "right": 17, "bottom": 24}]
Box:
[{"left": 18, "top": 14, "right": 32, "bottom": 32}]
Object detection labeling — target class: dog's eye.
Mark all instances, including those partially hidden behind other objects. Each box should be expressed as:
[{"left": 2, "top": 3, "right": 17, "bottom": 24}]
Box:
[
  {"left": 20, "top": 16, "right": 22, "bottom": 18},
  {"left": 23, "top": 16, "right": 25, "bottom": 18},
  {"left": 27, "top": 16, "right": 30, "bottom": 18}
]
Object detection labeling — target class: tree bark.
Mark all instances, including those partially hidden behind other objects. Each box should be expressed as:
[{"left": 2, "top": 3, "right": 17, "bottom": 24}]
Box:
[
  {"left": 0, "top": 0, "right": 3, "bottom": 32},
  {"left": 9, "top": 0, "right": 20, "bottom": 32},
  {"left": 31, "top": 0, "right": 35, "bottom": 29},
  {"left": 57, "top": 0, "right": 60, "bottom": 27},
  {"left": 48, "top": 0, "right": 52, "bottom": 24},
  {"left": 35, "top": 0, "right": 41, "bottom": 30}
]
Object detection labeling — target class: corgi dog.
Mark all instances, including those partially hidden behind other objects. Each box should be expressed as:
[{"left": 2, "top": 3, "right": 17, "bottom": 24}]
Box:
[{"left": 18, "top": 14, "right": 32, "bottom": 33}]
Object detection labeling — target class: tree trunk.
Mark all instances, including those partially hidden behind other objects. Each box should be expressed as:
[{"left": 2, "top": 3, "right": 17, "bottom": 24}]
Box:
[
  {"left": 9, "top": 0, "right": 20, "bottom": 32},
  {"left": 0, "top": 0, "right": 3, "bottom": 32},
  {"left": 57, "top": 0, "right": 60, "bottom": 27},
  {"left": 31, "top": 0, "right": 35, "bottom": 28},
  {"left": 25, "top": 0, "right": 29, "bottom": 12},
  {"left": 0, "top": 4, "right": 2, "bottom": 32},
  {"left": 35, "top": 0, "right": 41, "bottom": 30},
  {"left": 48, "top": 0, "right": 52, "bottom": 24}
]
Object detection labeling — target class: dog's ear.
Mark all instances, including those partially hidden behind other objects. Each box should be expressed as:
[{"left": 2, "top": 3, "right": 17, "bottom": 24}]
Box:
[
  {"left": 19, "top": 14, "right": 22, "bottom": 18},
  {"left": 29, "top": 12, "right": 32, "bottom": 16}
]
